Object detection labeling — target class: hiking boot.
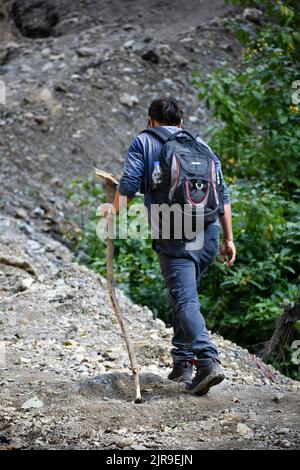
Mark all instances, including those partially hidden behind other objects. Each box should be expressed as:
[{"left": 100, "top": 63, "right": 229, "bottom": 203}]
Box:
[
  {"left": 186, "top": 358, "right": 225, "bottom": 395},
  {"left": 168, "top": 360, "right": 193, "bottom": 384}
]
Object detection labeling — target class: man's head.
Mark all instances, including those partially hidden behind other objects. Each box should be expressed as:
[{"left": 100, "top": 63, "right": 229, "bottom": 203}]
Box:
[{"left": 148, "top": 96, "right": 184, "bottom": 128}]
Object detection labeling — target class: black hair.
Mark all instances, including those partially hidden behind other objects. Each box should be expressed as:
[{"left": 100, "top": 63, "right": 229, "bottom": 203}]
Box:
[{"left": 148, "top": 96, "right": 183, "bottom": 126}]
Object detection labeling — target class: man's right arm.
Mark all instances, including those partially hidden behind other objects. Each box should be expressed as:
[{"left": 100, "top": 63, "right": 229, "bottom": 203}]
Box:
[{"left": 112, "top": 137, "right": 145, "bottom": 214}]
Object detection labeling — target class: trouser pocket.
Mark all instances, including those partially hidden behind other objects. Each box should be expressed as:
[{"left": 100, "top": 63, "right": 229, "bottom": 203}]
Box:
[
  {"left": 163, "top": 268, "right": 180, "bottom": 305},
  {"left": 201, "top": 225, "right": 220, "bottom": 267}
]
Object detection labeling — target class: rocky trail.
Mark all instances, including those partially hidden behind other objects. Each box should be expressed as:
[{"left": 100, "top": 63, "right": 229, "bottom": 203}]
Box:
[{"left": 0, "top": 0, "right": 299, "bottom": 450}]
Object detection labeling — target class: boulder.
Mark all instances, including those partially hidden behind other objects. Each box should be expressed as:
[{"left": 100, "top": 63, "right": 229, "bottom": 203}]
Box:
[{"left": 12, "top": 0, "right": 59, "bottom": 38}]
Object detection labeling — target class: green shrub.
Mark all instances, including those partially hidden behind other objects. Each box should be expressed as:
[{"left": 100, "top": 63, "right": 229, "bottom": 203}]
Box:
[{"left": 196, "top": 0, "right": 300, "bottom": 377}]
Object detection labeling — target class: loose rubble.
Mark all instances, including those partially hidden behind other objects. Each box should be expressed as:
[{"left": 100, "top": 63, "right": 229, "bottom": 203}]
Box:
[{"left": 0, "top": 215, "right": 299, "bottom": 449}]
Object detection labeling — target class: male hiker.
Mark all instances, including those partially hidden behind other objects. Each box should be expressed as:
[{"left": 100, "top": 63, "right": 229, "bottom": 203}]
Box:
[{"left": 106, "top": 96, "right": 236, "bottom": 395}]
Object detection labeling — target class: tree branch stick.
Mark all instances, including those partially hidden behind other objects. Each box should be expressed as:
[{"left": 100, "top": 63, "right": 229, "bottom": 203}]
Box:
[{"left": 95, "top": 168, "right": 142, "bottom": 403}]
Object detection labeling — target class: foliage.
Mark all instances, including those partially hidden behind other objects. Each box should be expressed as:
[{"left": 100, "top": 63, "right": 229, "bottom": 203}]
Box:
[
  {"left": 199, "top": 1, "right": 300, "bottom": 187},
  {"left": 200, "top": 184, "right": 299, "bottom": 343},
  {"left": 196, "top": 0, "right": 300, "bottom": 377}
]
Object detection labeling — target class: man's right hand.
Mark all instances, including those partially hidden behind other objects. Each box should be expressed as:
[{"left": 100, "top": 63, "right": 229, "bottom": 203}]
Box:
[{"left": 101, "top": 203, "right": 115, "bottom": 223}]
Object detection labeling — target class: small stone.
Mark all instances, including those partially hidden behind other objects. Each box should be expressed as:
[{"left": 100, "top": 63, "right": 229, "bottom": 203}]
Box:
[
  {"left": 54, "top": 82, "right": 67, "bottom": 93},
  {"left": 76, "top": 47, "right": 97, "bottom": 57},
  {"left": 42, "top": 62, "right": 54, "bottom": 72},
  {"left": 21, "top": 396, "right": 44, "bottom": 409},
  {"left": 34, "top": 115, "right": 48, "bottom": 124},
  {"left": 123, "top": 40, "right": 135, "bottom": 49},
  {"left": 32, "top": 207, "right": 45, "bottom": 217},
  {"left": 38, "top": 88, "right": 52, "bottom": 104},
  {"left": 243, "top": 7, "right": 263, "bottom": 24},
  {"left": 116, "top": 438, "right": 134, "bottom": 448},
  {"left": 20, "top": 357, "right": 31, "bottom": 363},
  {"left": 243, "top": 375, "right": 254, "bottom": 383},
  {"left": 273, "top": 394, "right": 285, "bottom": 403},
  {"left": 220, "top": 43, "right": 233, "bottom": 52},
  {"left": 20, "top": 64, "right": 34, "bottom": 73},
  {"left": 24, "top": 112, "right": 34, "bottom": 120},
  {"left": 49, "top": 53, "right": 65, "bottom": 61},
  {"left": 153, "top": 318, "right": 165, "bottom": 330},
  {"left": 123, "top": 24, "right": 135, "bottom": 31},
  {"left": 41, "top": 48, "right": 51, "bottom": 58},
  {"left": 131, "top": 444, "right": 147, "bottom": 450},
  {"left": 282, "top": 440, "right": 292, "bottom": 448},
  {"left": 0, "top": 431, "right": 10, "bottom": 444},
  {"left": 19, "top": 277, "right": 34, "bottom": 291},
  {"left": 179, "top": 37, "right": 193, "bottom": 44},
  {"left": 119, "top": 93, "right": 139, "bottom": 108},
  {"left": 277, "top": 428, "right": 290, "bottom": 434},
  {"left": 15, "top": 208, "right": 28, "bottom": 220},
  {"left": 174, "top": 53, "right": 188, "bottom": 67},
  {"left": 230, "top": 362, "right": 239, "bottom": 370},
  {"left": 237, "top": 423, "right": 254, "bottom": 437}
]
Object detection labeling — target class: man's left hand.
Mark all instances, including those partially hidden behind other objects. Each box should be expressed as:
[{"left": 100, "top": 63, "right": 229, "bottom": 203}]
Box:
[{"left": 220, "top": 240, "right": 236, "bottom": 268}]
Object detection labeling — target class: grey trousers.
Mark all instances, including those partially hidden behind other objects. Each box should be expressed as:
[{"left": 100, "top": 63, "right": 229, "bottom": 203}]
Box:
[{"left": 157, "top": 224, "right": 220, "bottom": 363}]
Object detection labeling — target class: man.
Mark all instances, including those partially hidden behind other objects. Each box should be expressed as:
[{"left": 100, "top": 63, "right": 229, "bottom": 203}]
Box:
[{"left": 109, "top": 96, "right": 236, "bottom": 395}]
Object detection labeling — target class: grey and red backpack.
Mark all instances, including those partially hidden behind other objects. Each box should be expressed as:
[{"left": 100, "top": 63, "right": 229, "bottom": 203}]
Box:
[{"left": 142, "top": 127, "right": 225, "bottom": 239}]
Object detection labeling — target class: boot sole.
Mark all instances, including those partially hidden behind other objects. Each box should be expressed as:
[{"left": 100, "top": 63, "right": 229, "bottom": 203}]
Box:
[
  {"left": 168, "top": 376, "right": 192, "bottom": 385},
  {"left": 186, "top": 370, "right": 225, "bottom": 396}
]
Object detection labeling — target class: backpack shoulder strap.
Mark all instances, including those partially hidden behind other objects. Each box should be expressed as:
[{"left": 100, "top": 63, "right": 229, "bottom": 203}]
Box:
[
  {"left": 141, "top": 126, "right": 172, "bottom": 143},
  {"left": 168, "top": 128, "right": 199, "bottom": 141}
]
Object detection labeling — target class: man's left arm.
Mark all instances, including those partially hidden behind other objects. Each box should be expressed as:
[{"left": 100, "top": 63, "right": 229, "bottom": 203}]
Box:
[
  {"left": 220, "top": 204, "right": 236, "bottom": 267},
  {"left": 214, "top": 154, "right": 236, "bottom": 268}
]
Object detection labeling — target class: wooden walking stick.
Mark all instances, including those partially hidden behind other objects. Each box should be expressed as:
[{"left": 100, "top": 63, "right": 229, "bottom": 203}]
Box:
[{"left": 95, "top": 168, "right": 142, "bottom": 403}]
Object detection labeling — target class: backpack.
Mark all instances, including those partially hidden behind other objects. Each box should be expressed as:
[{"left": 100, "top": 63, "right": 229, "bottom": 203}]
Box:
[{"left": 142, "top": 127, "right": 224, "bottom": 239}]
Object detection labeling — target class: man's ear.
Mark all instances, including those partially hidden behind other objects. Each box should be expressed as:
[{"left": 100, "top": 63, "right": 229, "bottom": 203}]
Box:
[{"left": 148, "top": 117, "right": 155, "bottom": 128}]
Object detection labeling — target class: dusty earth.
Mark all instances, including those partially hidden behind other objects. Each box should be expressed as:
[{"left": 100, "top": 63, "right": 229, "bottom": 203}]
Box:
[{"left": 0, "top": 0, "right": 299, "bottom": 451}]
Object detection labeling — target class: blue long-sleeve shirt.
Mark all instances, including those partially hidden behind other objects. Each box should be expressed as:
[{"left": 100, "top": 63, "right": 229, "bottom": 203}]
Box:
[{"left": 118, "top": 126, "right": 230, "bottom": 218}]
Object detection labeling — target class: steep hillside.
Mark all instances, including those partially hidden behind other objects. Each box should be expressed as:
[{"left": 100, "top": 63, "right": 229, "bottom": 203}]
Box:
[{"left": 0, "top": 0, "right": 240, "bottom": 243}]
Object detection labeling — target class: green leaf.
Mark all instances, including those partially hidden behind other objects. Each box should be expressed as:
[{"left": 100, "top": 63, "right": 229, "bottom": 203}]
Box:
[
  {"left": 236, "top": 28, "right": 250, "bottom": 44},
  {"left": 278, "top": 115, "right": 288, "bottom": 124}
]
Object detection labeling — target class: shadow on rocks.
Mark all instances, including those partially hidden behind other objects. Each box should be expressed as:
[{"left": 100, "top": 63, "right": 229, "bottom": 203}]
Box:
[{"left": 74, "top": 372, "right": 182, "bottom": 401}]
